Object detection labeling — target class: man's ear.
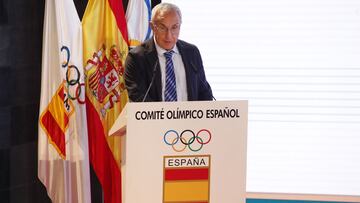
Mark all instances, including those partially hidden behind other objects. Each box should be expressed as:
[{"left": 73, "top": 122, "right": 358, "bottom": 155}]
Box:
[{"left": 149, "top": 22, "right": 155, "bottom": 31}]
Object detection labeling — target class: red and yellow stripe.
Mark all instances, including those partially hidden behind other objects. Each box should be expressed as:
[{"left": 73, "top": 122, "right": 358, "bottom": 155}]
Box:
[
  {"left": 164, "top": 167, "right": 210, "bottom": 203},
  {"left": 40, "top": 84, "right": 73, "bottom": 159}
]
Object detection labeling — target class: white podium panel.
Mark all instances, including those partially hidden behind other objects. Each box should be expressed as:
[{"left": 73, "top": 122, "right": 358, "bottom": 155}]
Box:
[{"left": 112, "top": 101, "right": 248, "bottom": 203}]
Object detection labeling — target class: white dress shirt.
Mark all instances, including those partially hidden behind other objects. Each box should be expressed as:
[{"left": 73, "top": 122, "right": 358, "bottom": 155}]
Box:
[{"left": 154, "top": 40, "right": 188, "bottom": 101}]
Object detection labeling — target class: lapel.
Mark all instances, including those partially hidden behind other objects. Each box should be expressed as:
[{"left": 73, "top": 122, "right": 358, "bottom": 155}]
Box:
[
  {"left": 144, "top": 39, "right": 162, "bottom": 100},
  {"left": 177, "top": 40, "right": 194, "bottom": 100}
]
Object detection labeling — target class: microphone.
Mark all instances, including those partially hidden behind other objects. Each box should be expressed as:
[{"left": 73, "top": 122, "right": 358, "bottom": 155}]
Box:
[
  {"left": 190, "top": 62, "right": 216, "bottom": 101},
  {"left": 142, "top": 60, "right": 159, "bottom": 102}
]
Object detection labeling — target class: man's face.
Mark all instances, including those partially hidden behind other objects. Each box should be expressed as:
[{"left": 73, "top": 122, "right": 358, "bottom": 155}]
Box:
[{"left": 151, "top": 10, "right": 181, "bottom": 50}]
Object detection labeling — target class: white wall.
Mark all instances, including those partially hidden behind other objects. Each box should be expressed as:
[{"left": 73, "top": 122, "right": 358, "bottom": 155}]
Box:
[{"left": 164, "top": 0, "right": 360, "bottom": 195}]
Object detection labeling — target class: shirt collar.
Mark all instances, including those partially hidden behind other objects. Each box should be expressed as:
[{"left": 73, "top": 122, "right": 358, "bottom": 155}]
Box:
[{"left": 154, "top": 38, "right": 179, "bottom": 56}]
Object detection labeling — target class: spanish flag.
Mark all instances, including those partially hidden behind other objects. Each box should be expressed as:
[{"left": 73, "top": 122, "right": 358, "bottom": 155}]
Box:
[
  {"left": 82, "top": 0, "right": 129, "bottom": 202},
  {"left": 164, "top": 168, "right": 210, "bottom": 203},
  {"left": 163, "top": 155, "right": 211, "bottom": 203}
]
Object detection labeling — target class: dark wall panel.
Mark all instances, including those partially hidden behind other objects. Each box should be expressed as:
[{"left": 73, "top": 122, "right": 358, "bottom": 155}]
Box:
[
  {"left": 0, "top": 0, "right": 8, "bottom": 25},
  {"left": 0, "top": 0, "right": 50, "bottom": 201}
]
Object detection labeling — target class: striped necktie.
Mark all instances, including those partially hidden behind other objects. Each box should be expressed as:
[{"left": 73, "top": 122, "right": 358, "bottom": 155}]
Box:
[{"left": 164, "top": 50, "right": 177, "bottom": 101}]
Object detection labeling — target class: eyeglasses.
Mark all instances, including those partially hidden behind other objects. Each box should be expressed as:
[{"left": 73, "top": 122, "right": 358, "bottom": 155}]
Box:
[{"left": 153, "top": 23, "right": 181, "bottom": 35}]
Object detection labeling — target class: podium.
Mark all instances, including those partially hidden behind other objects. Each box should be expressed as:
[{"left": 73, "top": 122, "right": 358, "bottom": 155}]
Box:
[{"left": 109, "top": 100, "right": 248, "bottom": 203}]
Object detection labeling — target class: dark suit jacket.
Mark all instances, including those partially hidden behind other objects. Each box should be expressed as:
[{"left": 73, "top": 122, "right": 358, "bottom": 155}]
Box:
[{"left": 124, "top": 38, "right": 213, "bottom": 102}]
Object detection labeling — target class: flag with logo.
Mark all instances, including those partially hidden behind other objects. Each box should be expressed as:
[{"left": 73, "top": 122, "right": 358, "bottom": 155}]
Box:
[
  {"left": 38, "top": 0, "right": 91, "bottom": 202},
  {"left": 126, "top": 0, "right": 152, "bottom": 48},
  {"left": 82, "top": 0, "right": 129, "bottom": 202}
]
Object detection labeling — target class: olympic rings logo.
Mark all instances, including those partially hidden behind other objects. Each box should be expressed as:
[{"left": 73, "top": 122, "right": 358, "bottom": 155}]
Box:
[
  {"left": 61, "top": 46, "right": 85, "bottom": 104},
  {"left": 163, "top": 129, "right": 212, "bottom": 152}
]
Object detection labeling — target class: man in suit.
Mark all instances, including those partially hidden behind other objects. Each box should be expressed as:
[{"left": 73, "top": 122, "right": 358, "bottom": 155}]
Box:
[{"left": 124, "top": 2, "right": 213, "bottom": 102}]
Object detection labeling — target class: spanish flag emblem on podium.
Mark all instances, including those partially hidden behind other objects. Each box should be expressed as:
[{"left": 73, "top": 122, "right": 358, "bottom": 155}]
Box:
[{"left": 163, "top": 155, "right": 211, "bottom": 203}]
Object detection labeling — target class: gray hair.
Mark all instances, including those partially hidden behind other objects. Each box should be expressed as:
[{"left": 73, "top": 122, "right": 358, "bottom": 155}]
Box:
[{"left": 151, "top": 3, "right": 182, "bottom": 23}]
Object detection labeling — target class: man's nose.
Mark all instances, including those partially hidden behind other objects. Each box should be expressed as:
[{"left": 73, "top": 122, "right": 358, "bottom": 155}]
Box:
[{"left": 165, "top": 29, "right": 173, "bottom": 38}]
